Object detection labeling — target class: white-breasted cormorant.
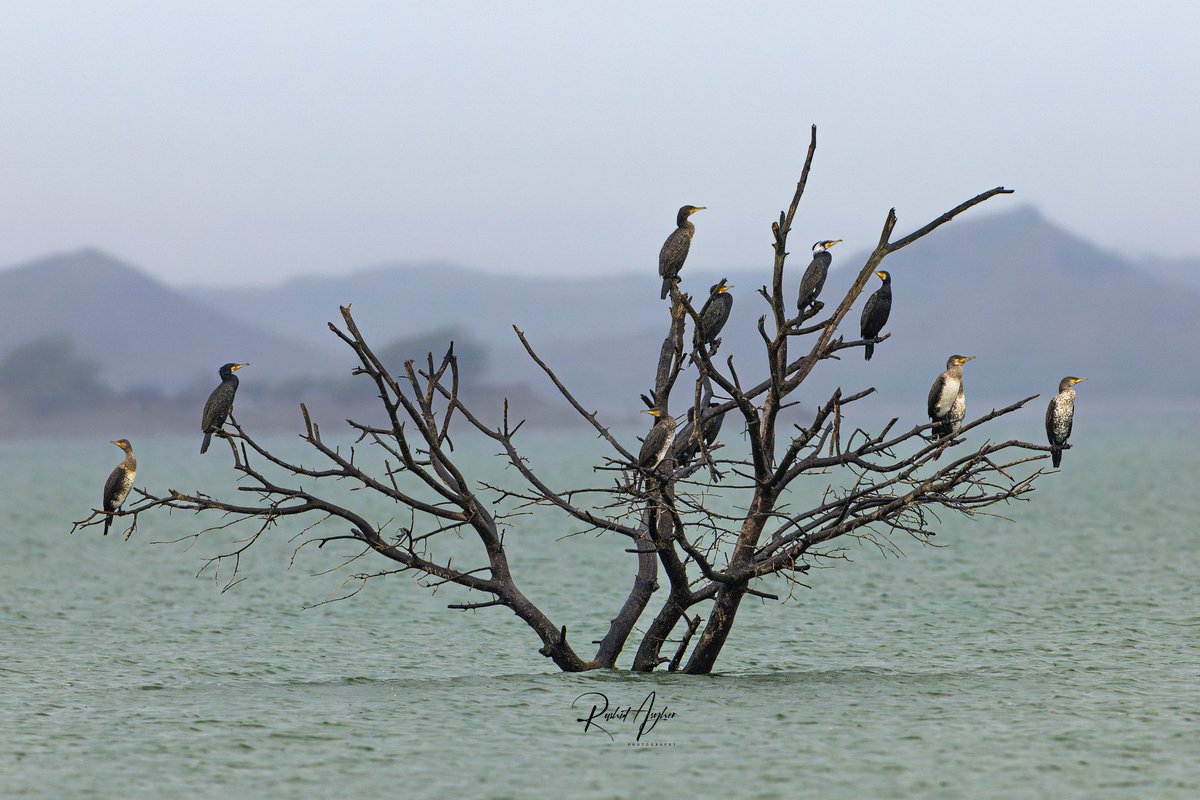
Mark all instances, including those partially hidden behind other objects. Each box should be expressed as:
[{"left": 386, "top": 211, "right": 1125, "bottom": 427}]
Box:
[
  {"left": 659, "top": 205, "right": 705, "bottom": 300},
  {"left": 638, "top": 407, "right": 677, "bottom": 470},
  {"left": 673, "top": 402, "right": 726, "bottom": 465},
  {"left": 928, "top": 355, "right": 975, "bottom": 440},
  {"left": 694, "top": 279, "right": 733, "bottom": 355},
  {"left": 102, "top": 438, "right": 136, "bottom": 536},
  {"left": 201, "top": 362, "right": 248, "bottom": 454},
  {"left": 797, "top": 239, "right": 842, "bottom": 313},
  {"left": 1046, "top": 376, "right": 1086, "bottom": 467},
  {"left": 859, "top": 270, "right": 892, "bottom": 361}
]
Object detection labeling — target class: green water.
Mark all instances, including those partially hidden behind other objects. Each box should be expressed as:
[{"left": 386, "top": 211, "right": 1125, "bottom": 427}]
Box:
[{"left": 1, "top": 420, "right": 1197, "bottom": 798}]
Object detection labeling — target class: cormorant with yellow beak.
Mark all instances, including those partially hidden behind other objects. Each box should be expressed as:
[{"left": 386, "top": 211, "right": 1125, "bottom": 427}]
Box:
[
  {"left": 797, "top": 239, "right": 842, "bottom": 313},
  {"left": 638, "top": 407, "right": 677, "bottom": 471},
  {"left": 659, "top": 205, "right": 705, "bottom": 299},
  {"left": 201, "top": 362, "right": 248, "bottom": 454},
  {"left": 1046, "top": 376, "right": 1086, "bottom": 467},
  {"left": 102, "top": 439, "right": 136, "bottom": 536},
  {"left": 694, "top": 279, "right": 733, "bottom": 355},
  {"left": 928, "top": 355, "right": 975, "bottom": 439},
  {"left": 859, "top": 270, "right": 892, "bottom": 361}
]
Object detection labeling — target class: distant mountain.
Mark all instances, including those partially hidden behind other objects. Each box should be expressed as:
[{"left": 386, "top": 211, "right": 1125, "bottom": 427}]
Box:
[
  {"left": 1137, "top": 255, "right": 1200, "bottom": 292},
  {"left": 6, "top": 206, "right": 1197, "bottom": 431},
  {"left": 189, "top": 259, "right": 679, "bottom": 410},
  {"left": 0, "top": 249, "right": 342, "bottom": 391},
  {"left": 192, "top": 206, "right": 1200, "bottom": 411},
  {"left": 189, "top": 260, "right": 670, "bottom": 368},
  {"left": 799, "top": 206, "right": 1200, "bottom": 415}
]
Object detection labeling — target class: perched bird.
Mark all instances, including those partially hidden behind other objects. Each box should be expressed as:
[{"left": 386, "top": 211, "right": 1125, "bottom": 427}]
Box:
[
  {"left": 694, "top": 279, "right": 734, "bottom": 355},
  {"left": 1046, "top": 376, "right": 1087, "bottom": 467},
  {"left": 638, "top": 407, "right": 678, "bottom": 471},
  {"left": 928, "top": 355, "right": 975, "bottom": 440},
  {"left": 673, "top": 402, "right": 727, "bottom": 466},
  {"left": 201, "top": 362, "right": 248, "bottom": 454},
  {"left": 102, "top": 439, "right": 137, "bottom": 536},
  {"left": 797, "top": 239, "right": 842, "bottom": 314},
  {"left": 659, "top": 205, "right": 705, "bottom": 300},
  {"left": 859, "top": 270, "right": 892, "bottom": 361}
]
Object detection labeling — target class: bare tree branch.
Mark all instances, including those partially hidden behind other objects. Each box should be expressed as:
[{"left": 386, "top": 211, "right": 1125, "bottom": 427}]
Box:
[{"left": 75, "top": 131, "right": 1052, "bottom": 677}]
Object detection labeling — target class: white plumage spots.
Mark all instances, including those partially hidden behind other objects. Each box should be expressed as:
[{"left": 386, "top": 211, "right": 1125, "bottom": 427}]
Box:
[{"left": 1046, "top": 376, "right": 1084, "bottom": 467}]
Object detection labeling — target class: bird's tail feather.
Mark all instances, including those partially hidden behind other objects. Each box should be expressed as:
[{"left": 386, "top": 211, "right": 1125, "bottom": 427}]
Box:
[
  {"left": 1052, "top": 447, "right": 1062, "bottom": 468},
  {"left": 930, "top": 420, "right": 948, "bottom": 460},
  {"left": 103, "top": 514, "right": 112, "bottom": 536},
  {"left": 201, "top": 431, "right": 212, "bottom": 454},
  {"left": 864, "top": 342, "right": 874, "bottom": 361},
  {"left": 661, "top": 277, "right": 672, "bottom": 300}
]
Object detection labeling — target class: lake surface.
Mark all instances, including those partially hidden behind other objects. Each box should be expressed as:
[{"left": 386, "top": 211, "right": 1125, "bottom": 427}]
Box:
[{"left": 1, "top": 418, "right": 1197, "bottom": 798}]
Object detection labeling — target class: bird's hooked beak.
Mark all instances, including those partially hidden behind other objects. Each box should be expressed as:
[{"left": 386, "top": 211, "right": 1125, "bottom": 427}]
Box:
[
  {"left": 110, "top": 440, "right": 121, "bottom": 447},
  {"left": 960, "top": 355, "right": 977, "bottom": 364},
  {"left": 641, "top": 408, "right": 663, "bottom": 418},
  {"left": 826, "top": 239, "right": 843, "bottom": 248},
  {"left": 718, "top": 284, "right": 733, "bottom": 293},
  {"left": 1073, "top": 377, "right": 1088, "bottom": 384},
  {"left": 231, "top": 363, "right": 249, "bottom": 372},
  {"left": 690, "top": 206, "right": 706, "bottom": 216},
  {"left": 875, "top": 271, "right": 887, "bottom": 280}
]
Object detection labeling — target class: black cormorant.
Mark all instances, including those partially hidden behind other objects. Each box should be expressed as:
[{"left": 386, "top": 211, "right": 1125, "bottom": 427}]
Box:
[
  {"left": 638, "top": 407, "right": 677, "bottom": 470},
  {"left": 201, "top": 362, "right": 248, "bottom": 454},
  {"left": 1046, "top": 376, "right": 1086, "bottom": 467},
  {"left": 673, "top": 402, "right": 726, "bottom": 465},
  {"left": 659, "top": 205, "right": 705, "bottom": 300},
  {"left": 859, "top": 270, "right": 892, "bottom": 361},
  {"left": 102, "top": 438, "right": 136, "bottom": 536},
  {"left": 694, "top": 279, "right": 733, "bottom": 355},
  {"left": 797, "top": 239, "right": 842, "bottom": 313},
  {"left": 928, "top": 355, "right": 975, "bottom": 440}
]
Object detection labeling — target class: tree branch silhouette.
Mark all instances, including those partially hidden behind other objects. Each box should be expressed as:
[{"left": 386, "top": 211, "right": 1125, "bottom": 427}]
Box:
[{"left": 73, "top": 129, "right": 1052, "bottom": 674}]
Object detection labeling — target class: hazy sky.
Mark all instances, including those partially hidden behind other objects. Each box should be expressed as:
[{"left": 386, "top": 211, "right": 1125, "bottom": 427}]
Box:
[{"left": 2, "top": 2, "right": 1197, "bottom": 286}]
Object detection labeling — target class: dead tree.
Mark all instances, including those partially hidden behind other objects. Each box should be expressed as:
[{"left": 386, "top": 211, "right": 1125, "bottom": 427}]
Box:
[{"left": 74, "top": 128, "right": 1055, "bottom": 674}]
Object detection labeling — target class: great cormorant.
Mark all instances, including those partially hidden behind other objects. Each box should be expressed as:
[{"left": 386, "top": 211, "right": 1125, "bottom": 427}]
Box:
[
  {"left": 797, "top": 239, "right": 842, "bottom": 313},
  {"left": 659, "top": 205, "right": 705, "bottom": 300},
  {"left": 638, "top": 407, "right": 677, "bottom": 470},
  {"left": 201, "top": 362, "right": 248, "bottom": 454},
  {"left": 102, "top": 438, "right": 136, "bottom": 536},
  {"left": 673, "top": 402, "right": 726, "bottom": 465},
  {"left": 694, "top": 279, "right": 733, "bottom": 355},
  {"left": 859, "top": 270, "right": 892, "bottom": 361},
  {"left": 1046, "top": 376, "right": 1086, "bottom": 467},
  {"left": 928, "top": 355, "right": 975, "bottom": 439}
]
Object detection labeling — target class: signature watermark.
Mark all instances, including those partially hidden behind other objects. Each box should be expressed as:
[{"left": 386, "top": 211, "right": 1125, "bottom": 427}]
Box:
[{"left": 572, "top": 691, "right": 677, "bottom": 745}]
